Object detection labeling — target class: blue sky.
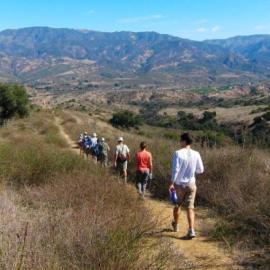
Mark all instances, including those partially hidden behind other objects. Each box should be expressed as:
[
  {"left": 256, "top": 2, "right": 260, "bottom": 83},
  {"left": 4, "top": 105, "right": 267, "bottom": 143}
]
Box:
[{"left": 1, "top": 0, "right": 270, "bottom": 40}]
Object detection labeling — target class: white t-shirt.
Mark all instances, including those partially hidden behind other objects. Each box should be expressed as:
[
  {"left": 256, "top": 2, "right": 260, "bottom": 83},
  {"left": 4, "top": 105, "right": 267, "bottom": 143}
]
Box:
[
  {"left": 171, "top": 148, "right": 204, "bottom": 186},
  {"left": 115, "top": 144, "right": 130, "bottom": 157},
  {"left": 91, "top": 137, "right": 97, "bottom": 147}
]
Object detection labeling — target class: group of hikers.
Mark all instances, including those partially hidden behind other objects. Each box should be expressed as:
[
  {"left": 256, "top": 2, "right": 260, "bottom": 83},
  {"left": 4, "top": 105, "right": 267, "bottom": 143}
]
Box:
[
  {"left": 77, "top": 131, "right": 204, "bottom": 239},
  {"left": 78, "top": 132, "right": 110, "bottom": 166}
]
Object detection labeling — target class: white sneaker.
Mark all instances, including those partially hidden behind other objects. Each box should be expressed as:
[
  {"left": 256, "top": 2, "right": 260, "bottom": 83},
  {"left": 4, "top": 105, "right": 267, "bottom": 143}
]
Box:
[
  {"left": 171, "top": 220, "right": 179, "bottom": 232},
  {"left": 187, "top": 228, "right": 196, "bottom": 238}
]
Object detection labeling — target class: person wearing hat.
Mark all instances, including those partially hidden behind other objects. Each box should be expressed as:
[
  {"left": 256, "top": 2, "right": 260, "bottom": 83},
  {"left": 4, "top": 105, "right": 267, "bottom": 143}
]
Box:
[
  {"left": 114, "top": 137, "right": 130, "bottom": 183},
  {"left": 99, "top": 137, "right": 110, "bottom": 167}
]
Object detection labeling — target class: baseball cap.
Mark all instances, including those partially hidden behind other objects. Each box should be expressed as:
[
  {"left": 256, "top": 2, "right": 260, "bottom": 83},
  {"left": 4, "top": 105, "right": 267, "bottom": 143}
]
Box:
[{"left": 117, "top": 137, "right": 124, "bottom": 142}]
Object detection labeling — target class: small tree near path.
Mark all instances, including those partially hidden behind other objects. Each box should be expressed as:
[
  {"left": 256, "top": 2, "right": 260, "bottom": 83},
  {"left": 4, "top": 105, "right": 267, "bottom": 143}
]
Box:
[{"left": 0, "top": 83, "right": 30, "bottom": 125}]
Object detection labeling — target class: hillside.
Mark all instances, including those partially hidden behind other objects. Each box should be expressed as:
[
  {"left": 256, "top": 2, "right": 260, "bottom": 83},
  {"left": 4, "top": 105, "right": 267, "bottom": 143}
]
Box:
[
  {"left": 0, "top": 102, "right": 269, "bottom": 268},
  {"left": 1, "top": 27, "right": 270, "bottom": 89},
  {"left": 206, "top": 35, "right": 270, "bottom": 74}
]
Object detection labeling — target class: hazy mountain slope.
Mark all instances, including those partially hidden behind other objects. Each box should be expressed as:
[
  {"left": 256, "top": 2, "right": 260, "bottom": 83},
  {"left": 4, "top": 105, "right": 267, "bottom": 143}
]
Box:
[
  {"left": 0, "top": 27, "right": 269, "bottom": 88},
  {"left": 206, "top": 35, "right": 270, "bottom": 74}
]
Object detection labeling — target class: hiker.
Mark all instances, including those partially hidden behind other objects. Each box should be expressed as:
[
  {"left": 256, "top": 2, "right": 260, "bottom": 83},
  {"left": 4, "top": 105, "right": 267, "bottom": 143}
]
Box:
[
  {"left": 114, "top": 137, "right": 130, "bottom": 183},
  {"left": 83, "top": 134, "right": 92, "bottom": 159},
  {"left": 169, "top": 133, "right": 204, "bottom": 239},
  {"left": 90, "top": 133, "right": 98, "bottom": 163},
  {"left": 135, "top": 142, "right": 153, "bottom": 199},
  {"left": 98, "top": 138, "right": 110, "bottom": 167},
  {"left": 78, "top": 133, "right": 84, "bottom": 156}
]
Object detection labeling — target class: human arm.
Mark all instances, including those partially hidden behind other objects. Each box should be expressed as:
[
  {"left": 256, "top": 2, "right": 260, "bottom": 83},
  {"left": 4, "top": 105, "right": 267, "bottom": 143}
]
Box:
[
  {"left": 196, "top": 153, "right": 204, "bottom": 174},
  {"left": 114, "top": 148, "right": 118, "bottom": 168},
  {"left": 127, "top": 152, "right": 131, "bottom": 162},
  {"left": 149, "top": 153, "right": 153, "bottom": 174},
  {"left": 169, "top": 152, "right": 179, "bottom": 190},
  {"left": 126, "top": 146, "right": 131, "bottom": 162}
]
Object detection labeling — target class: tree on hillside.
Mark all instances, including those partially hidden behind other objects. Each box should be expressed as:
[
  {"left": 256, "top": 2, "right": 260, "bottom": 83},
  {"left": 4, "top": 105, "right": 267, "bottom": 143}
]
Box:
[
  {"left": 199, "top": 111, "right": 219, "bottom": 130},
  {"left": 0, "top": 84, "right": 30, "bottom": 125},
  {"left": 249, "top": 116, "right": 270, "bottom": 146},
  {"left": 110, "top": 110, "right": 142, "bottom": 129}
]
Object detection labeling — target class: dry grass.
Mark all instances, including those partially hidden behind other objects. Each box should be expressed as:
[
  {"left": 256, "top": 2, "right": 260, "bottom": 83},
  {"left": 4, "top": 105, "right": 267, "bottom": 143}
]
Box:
[
  {"left": 159, "top": 105, "right": 265, "bottom": 124},
  {"left": 58, "top": 109, "right": 270, "bottom": 267},
  {"left": 0, "top": 172, "right": 170, "bottom": 269},
  {"left": 0, "top": 110, "right": 173, "bottom": 270},
  {"left": 198, "top": 148, "right": 270, "bottom": 242}
]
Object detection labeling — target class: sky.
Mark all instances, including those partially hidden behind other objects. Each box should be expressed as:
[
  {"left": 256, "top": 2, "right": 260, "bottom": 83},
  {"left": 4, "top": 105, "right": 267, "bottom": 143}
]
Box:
[{"left": 1, "top": 0, "right": 270, "bottom": 40}]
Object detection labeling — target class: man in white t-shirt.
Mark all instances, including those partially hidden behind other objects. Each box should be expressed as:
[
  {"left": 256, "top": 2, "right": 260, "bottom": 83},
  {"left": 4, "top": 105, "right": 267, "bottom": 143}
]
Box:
[
  {"left": 114, "top": 137, "right": 130, "bottom": 183},
  {"left": 169, "top": 133, "right": 204, "bottom": 238}
]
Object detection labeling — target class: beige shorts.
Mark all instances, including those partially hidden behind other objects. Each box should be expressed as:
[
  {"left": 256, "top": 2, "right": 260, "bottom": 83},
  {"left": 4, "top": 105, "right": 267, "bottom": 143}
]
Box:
[{"left": 175, "top": 183, "right": 197, "bottom": 209}]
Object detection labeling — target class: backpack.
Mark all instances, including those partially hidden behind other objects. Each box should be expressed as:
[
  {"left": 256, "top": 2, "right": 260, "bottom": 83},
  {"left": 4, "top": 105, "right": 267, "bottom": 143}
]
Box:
[
  {"left": 117, "top": 145, "right": 128, "bottom": 162},
  {"left": 92, "top": 144, "right": 101, "bottom": 157}
]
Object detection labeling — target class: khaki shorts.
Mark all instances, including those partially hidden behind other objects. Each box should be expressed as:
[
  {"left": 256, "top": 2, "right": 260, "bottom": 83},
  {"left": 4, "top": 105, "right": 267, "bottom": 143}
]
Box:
[
  {"left": 117, "top": 160, "right": 128, "bottom": 172},
  {"left": 175, "top": 183, "right": 197, "bottom": 209}
]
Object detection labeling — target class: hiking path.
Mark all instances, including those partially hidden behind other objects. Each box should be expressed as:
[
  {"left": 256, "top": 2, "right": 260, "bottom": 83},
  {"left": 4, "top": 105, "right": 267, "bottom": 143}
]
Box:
[{"left": 55, "top": 116, "right": 242, "bottom": 270}]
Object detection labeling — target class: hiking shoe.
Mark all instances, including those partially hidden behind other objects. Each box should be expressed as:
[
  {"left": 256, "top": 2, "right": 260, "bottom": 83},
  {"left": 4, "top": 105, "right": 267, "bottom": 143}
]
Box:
[
  {"left": 171, "top": 220, "right": 179, "bottom": 232},
  {"left": 187, "top": 229, "right": 196, "bottom": 239}
]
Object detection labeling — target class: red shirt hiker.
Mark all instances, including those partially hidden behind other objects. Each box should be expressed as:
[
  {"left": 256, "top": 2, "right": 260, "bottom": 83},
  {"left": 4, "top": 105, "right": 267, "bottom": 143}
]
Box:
[{"left": 136, "top": 150, "right": 152, "bottom": 172}]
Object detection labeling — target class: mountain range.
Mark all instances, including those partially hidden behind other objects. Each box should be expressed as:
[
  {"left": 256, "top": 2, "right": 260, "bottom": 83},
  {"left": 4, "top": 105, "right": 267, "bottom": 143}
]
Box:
[{"left": 0, "top": 27, "right": 270, "bottom": 89}]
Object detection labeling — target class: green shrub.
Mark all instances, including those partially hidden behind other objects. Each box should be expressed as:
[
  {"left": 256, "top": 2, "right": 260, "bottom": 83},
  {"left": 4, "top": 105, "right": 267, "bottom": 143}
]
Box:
[
  {"left": 110, "top": 110, "right": 142, "bottom": 129},
  {"left": 0, "top": 83, "right": 30, "bottom": 125},
  {"left": 262, "top": 111, "right": 270, "bottom": 121}
]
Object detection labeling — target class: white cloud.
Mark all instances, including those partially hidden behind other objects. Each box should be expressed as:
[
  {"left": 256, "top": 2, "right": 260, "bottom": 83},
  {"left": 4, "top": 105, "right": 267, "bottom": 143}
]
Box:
[
  {"left": 211, "top": 25, "right": 220, "bottom": 32},
  {"left": 196, "top": 27, "right": 208, "bottom": 33},
  {"left": 195, "top": 25, "right": 220, "bottom": 34},
  {"left": 118, "top": 14, "right": 164, "bottom": 24}
]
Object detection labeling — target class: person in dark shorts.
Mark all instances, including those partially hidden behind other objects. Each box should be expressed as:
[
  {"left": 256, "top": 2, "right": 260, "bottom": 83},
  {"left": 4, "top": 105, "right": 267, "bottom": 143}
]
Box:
[
  {"left": 114, "top": 137, "right": 130, "bottom": 183},
  {"left": 135, "top": 142, "right": 153, "bottom": 199}
]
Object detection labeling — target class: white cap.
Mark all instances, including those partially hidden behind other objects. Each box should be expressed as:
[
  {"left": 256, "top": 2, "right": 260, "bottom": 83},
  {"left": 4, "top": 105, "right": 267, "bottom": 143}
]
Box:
[
  {"left": 93, "top": 133, "right": 97, "bottom": 137},
  {"left": 84, "top": 131, "right": 88, "bottom": 135},
  {"left": 101, "top": 137, "right": 105, "bottom": 142},
  {"left": 117, "top": 137, "right": 124, "bottom": 142}
]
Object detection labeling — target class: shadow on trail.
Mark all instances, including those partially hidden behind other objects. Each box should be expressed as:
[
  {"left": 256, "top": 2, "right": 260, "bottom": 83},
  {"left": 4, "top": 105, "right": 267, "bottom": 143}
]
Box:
[{"left": 146, "top": 227, "right": 194, "bottom": 241}]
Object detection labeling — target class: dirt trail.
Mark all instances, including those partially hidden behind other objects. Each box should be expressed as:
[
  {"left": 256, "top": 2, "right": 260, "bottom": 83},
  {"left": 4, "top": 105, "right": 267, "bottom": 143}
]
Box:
[
  {"left": 55, "top": 117, "right": 79, "bottom": 154},
  {"left": 55, "top": 116, "right": 242, "bottom": 270}
]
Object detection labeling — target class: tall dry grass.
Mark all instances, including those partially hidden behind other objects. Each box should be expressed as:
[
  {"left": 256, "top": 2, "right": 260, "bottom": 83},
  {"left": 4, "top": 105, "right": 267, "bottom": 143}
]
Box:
[
  {"left": 0, "top": 171, "right": 170, "bottom": 269},
  {"left": 0, "top": 110, "right": 173, "bottom": 269},
  {"left": 198, "top": 148, "right": 270, "bottom": 244},
  {"left": 58, "top": 110, "right": 270, "bottom": 267}
]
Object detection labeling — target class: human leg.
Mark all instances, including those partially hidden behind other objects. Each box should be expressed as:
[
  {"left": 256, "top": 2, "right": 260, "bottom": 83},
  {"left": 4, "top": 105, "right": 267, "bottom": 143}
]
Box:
[
  {"left": 122, "top": 161, "right": 128, "bottom": 183},
  {"left": 172, "top": 185, "right": 186, "bottom": 232},
  {"left": 186, "top": 184, "right": 197, "bottom": 238},
  {"left": 187, "top": 208, "right": 195, "bottom": 230},
  {"left": 141, "top": 172, "right": 149, "bottom": 198}
]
